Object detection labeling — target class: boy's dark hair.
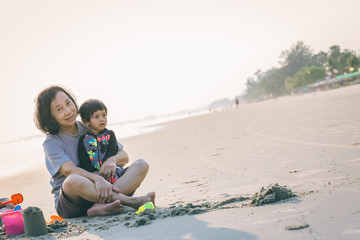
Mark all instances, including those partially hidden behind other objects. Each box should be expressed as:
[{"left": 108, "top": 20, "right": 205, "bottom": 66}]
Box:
[
  {"left": 34, "top": 85, "right": 78, "bottom": 135},
  {"left": 79, "top": 99, "right": 107, "bottom": 123}
]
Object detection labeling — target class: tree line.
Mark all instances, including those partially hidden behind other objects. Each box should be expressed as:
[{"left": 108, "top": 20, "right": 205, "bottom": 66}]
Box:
[{"left": 244, "top": 41, "right": 360, "bottom": 102}]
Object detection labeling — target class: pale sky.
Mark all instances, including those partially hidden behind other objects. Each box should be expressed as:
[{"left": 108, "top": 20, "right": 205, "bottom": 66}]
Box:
[{"left": 1, "top": 0, "right": 359, "bottom": 140}]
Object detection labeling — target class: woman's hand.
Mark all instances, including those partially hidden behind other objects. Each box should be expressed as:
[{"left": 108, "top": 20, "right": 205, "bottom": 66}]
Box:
[
  {"left": 94, "top": 175, "right": 120, "bottom": 203},
  {"left": 99, "top": 157, "right": 117, "bottom": 181}
]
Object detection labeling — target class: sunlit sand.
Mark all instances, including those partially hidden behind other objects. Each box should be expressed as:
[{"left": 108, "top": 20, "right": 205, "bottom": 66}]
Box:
[{"left": 1, "top": 84, "right": 360, "bottom": 239}]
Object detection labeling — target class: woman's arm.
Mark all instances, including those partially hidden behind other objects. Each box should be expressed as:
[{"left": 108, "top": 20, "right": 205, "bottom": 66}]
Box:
[{"left": 59, "top": 160, "right": 99, "bottom": 181}]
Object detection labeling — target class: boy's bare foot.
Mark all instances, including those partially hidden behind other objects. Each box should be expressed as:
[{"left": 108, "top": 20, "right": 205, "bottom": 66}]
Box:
[
  {"left": 87, "top": 200, "right": 123, "bottom": 217},
  {"left": 148, "top": 191, "right": 156, "bottom": 206},
  {"left": 125, "top": 192, "right": 156, "bottom": 209}
]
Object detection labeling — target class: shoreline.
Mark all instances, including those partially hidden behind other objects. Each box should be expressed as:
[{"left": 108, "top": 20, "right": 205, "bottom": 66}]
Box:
[{"left": 0, "top": 110, "right": 208, "bottom": 179}]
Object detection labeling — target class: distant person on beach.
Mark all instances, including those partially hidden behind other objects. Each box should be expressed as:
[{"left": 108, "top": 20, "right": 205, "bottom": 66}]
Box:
[
  {"left": 34, "top": 86, "right": 155, "bottom": 218},
  {"left": 77, "top": 99, "right": 123, "bottom": 184}
]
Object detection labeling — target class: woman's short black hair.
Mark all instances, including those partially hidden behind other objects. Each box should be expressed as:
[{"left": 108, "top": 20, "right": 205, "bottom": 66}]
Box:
[
  {"left": 34, "top": 86, "right": 78, "bottom": 135},
  {"left": 79, "top": 99, "right": 107, "bottom": 123}
]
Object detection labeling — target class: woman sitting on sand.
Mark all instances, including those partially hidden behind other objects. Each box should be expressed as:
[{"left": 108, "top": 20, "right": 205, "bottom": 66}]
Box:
[{"left": 34, "top": 86, "right": 155, "bottom": 218}]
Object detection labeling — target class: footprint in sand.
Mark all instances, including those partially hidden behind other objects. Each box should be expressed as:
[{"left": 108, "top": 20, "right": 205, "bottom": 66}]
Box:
[{"left": 210, "top": 153, "right": 221, "bottom": 157}]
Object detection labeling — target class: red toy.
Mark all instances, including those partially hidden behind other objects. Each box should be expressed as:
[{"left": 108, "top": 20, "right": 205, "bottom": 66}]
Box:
[{"left": 1, "top": 193, "right": 23, "bottom": 206}]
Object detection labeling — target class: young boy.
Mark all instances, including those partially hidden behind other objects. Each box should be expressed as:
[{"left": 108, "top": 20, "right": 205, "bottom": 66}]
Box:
[{"left": 78, "top": 99, "right": 124, "bottom": 183}]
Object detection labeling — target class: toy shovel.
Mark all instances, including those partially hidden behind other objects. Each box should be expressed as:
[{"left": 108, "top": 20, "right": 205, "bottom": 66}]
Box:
[
  {"left": 135, "top": 202, "right": 154, "bottom": 214},
  {"left": 1, "top": 193, "right": 23, "bottom": 206}
]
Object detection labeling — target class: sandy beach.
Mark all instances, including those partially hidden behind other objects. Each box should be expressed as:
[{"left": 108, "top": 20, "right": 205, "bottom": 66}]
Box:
[{"left": 1, "top": 84, "right": 360, "bottom": 239}]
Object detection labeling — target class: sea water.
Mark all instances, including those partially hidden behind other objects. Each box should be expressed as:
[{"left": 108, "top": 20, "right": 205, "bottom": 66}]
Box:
[
  {"left": 0, "top": 120, "right": 159, "bottom": 179},
  {"left": 0, "top": 111, "right": 207, "bottom": 179}
]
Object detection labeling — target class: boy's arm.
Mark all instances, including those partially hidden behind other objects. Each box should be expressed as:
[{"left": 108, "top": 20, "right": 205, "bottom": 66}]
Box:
[
  {"left": 104, "top": 130, "right": 119, "bottom": 160},
  {"left": 106, "top": 130, "right": 129, "bottom": 167},
  {"left": 99, "top": 130, "right": 129, "bottom": 180}
]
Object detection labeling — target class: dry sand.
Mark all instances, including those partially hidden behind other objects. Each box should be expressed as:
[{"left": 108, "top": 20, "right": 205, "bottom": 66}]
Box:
[{"left": 1, "top": 84, "right": 360, "bottom": 239}]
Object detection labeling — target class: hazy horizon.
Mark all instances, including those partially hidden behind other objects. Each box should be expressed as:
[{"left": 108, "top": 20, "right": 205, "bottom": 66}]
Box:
[{"left": 1, "top": 0, "right": 360, "bottom": 140}]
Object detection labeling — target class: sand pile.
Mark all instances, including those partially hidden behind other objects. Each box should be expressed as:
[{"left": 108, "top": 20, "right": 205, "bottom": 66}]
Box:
[
  {"left": 23, "top": 207, "right": 48, "bottom": 237},
  {"left": 249, "top": 184, "right": 294, "bottom": 206}
]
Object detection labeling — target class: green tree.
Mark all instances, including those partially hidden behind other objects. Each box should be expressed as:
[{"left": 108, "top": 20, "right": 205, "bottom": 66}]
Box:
[
  {"left": 327, "top": 46, "right": 360, "bottom": 73},
  {"left": 244, "top": 76, "right": 262, "bottom": 102},
  {"left": 244, "top": 42, "right": 316, "bottom": 100},
  {"left": 243, "top": 42, "right": 360, "bottom": 102},
  {"left": 285, "top": 66, "right": 326, "bottom": 92},
  {"left": 339, "top": 50, "right": 360, "bottom": 72},
  {"left": 312, "top": 51, "right": 328, "bottom": 67},
  {"left": 279, "top": 41, "right": 314, "bottom": 76},
  {"left": 259, "top": 68, "right": 287, "bottom": 97},
  {"left": 327, "top": 45, "right": 341, "bottom": 72}
]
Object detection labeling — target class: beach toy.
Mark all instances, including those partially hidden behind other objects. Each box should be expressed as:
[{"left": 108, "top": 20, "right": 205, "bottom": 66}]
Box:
[
  {"left": 46, "top": 215, "right": 63, "bottom": 224},
  {"left": 135, "top": 202, "right": 154, "bottom": 215},
  {"left": 0, "top": 210, "right": 25, "bottom": 235},
  {"left": 0, "top": 193, "right": 23, "bottom": 206},
  {"left": 23, "top": 206, "right": 48, "bottom": 236},
  {"left": 14, "top": 205, "right": 21, "bottom": 211}
]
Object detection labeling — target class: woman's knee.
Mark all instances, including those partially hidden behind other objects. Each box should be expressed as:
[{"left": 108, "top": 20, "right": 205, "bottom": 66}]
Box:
[
  {"left": 133, "top": 159, "right": 149, "bottom": 173},
  {"left": 63, "top": 174, "right": 86, "bottom": 193}
]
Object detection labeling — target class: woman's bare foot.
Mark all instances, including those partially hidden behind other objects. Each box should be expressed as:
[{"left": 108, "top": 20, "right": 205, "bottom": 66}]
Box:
[{"left": 87, "top": 200, "right": 123, "bottom": 217}]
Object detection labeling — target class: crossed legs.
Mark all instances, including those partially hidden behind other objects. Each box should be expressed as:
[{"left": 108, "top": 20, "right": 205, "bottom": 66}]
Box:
[{"left": 62, "top": 159, "right": 155, "bottom": 216}]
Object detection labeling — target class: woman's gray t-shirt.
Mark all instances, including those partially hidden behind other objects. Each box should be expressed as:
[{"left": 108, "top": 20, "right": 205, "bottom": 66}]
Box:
[{"left": 43, "top": 121, "right": 89, "bottom": 207}]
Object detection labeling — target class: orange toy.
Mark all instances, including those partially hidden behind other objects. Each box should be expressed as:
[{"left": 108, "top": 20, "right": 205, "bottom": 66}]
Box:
[
  {"left": 1, "top": 193, "right": 23, "bottom": 206},
  {"left": 46, "top": 215, "right": 63, "bottom": 224}
]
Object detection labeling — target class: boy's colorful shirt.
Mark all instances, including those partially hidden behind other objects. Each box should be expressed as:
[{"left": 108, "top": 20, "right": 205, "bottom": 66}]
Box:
[
  {"left": 84, "top": 131, "right": 111, "bottom": 169},
  {"left": 78, "top": 128, "right": 122, "bottom": 183}
]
